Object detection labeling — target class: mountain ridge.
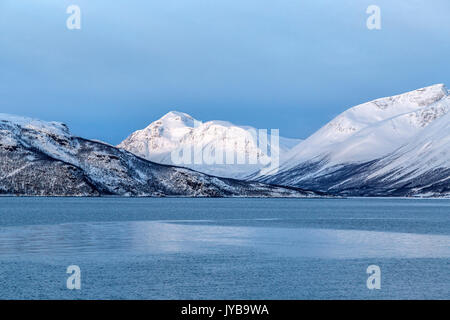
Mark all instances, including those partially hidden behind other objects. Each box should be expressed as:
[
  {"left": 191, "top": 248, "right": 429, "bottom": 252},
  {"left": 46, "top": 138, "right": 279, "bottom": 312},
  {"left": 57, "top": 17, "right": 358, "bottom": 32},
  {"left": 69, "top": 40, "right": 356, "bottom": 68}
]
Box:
[
  {"left": 253, "top": 84, "right": 450, "bottom": 197},
  {"left": 118, "top": 111, "right": 302, "bottom": 179},
  {"left": 0, "top": 113, "right": 321, "bottom": 197},
  {"left": 2, "top": 84, "right": 448, "bottom": 197}
]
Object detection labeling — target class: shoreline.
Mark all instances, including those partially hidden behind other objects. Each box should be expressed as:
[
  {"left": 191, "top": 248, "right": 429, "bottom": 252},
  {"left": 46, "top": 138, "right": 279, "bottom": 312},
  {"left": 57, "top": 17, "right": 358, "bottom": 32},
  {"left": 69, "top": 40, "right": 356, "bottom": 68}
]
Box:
[{"left": 0, "top": 195, "right": 448, "bottom": 200}]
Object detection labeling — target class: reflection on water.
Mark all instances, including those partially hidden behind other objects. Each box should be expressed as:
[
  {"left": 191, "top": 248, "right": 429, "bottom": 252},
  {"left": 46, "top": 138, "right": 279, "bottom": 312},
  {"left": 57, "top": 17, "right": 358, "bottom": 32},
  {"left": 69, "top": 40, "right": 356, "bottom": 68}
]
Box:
[{"left": 0, "top": 220, "right": 449, "bottom": 259}]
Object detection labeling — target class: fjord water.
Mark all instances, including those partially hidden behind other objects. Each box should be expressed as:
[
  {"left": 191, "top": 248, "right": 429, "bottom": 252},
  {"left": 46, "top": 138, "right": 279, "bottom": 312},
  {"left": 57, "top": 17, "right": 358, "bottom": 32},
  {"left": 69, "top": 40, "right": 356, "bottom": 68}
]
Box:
[{"left": 0, "top": 198, "right": 448, "bottom": 299}]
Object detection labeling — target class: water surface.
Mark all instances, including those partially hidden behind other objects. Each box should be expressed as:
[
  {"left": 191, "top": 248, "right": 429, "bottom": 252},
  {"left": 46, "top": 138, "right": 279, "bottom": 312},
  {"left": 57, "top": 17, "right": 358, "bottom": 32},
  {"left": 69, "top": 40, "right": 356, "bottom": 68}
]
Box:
[{"left": 0, "top": 198, "right": 448, "bottom": 299}]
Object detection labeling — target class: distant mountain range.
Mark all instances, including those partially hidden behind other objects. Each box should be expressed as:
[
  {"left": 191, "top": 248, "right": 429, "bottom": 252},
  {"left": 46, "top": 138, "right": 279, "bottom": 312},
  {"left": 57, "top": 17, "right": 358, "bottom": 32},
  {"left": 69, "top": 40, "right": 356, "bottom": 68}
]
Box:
[
  {"left": 0, "top": 114, "right": 320, "bottom": 197},
  {"left": 117, "top": 84, "right": 449, "bottom": 197},
  {"left": 1, "top": 84, "right": 448, "bottom": 197},
  {"left": 118, "top": 111, "right": 301, "bottom": 179}
]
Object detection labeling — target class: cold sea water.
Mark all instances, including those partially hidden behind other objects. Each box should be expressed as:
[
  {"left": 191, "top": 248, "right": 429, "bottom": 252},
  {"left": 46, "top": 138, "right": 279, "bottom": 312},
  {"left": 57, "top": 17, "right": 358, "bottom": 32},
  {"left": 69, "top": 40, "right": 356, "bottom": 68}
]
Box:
[{"left": 0, "top": 197, "right": 448, "bottom": 299}]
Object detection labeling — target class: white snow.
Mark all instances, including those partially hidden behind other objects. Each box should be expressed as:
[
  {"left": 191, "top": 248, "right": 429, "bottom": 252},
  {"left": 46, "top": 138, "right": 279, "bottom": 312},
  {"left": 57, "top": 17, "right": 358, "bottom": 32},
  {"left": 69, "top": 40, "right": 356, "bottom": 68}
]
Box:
[
  {"left": 0, "top": 113, "right": 70, "bottom": 137},
  {"left": 0, "top": 112, "right": 318, "bottom": 198},
  {"left": 118, "top": 111, "right": 302, "bottom": 178},
  {"left": 260, "top": 84, "right": 450, "bottom": 177},
  {"left": 367, "top": 109, "right": 450, "bottom": 181},
  {"left": 0, "top": 113, "right": 81, "bottom": 167}
]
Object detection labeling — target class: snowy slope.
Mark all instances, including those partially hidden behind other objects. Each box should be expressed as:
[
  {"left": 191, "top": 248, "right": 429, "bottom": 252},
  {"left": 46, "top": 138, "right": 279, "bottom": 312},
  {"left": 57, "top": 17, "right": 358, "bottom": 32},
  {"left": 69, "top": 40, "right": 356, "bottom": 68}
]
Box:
[
  {"left": 118, "top": 111, "right": 302, "bottom": 178},
  {"left": 278, "top": 84, "right": 447, "bottom": 172},
  {"left": 255, "top": 84, "right": 450, "bottom": 197},
  {"left": 362, "top": 109, "right": 450, "bottom": 196},
  {"left": 373, "top": 110, "right": 450, "bottom": 180},
  {"left": 0, "top": 113, "right": 319, "bottom": 197}
]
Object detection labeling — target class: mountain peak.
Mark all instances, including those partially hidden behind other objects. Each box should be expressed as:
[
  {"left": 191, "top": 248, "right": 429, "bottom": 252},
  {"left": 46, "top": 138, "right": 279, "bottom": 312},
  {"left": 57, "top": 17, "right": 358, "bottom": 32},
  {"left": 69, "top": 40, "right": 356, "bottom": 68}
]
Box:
[
  {"left": 329, "top": 84, "right": 450, "bottom": 128},
  {"left": 409, "top": 83, "right": 448, "bottom": 99},
  {"left": 160, "top": 111, "right": 195, "bottom": 122},
  {"left": 118, "top": 111, "right": 302, "bottom": 179},
  {"left": 0, "top": 113, "right": 70, "bottom": 136},
  {"left": 426, "top": 83, "right": 447, "bottom": 92},
  {"left": 369, "top": 83, "right": 448, "bottom": 110}
]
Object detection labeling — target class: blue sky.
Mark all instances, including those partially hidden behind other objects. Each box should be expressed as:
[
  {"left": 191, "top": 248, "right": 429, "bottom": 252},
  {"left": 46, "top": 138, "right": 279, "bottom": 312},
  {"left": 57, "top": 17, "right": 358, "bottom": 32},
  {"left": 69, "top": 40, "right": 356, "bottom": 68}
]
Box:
[{"left": 1, "top": 0, "right": 449, "bottom": 144}]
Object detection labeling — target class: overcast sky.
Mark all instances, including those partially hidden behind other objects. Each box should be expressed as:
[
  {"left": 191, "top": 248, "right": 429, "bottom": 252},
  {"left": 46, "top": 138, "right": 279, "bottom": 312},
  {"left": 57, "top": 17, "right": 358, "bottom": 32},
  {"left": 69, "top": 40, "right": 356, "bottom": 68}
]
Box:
[{"left": 1, "top": 0, "right": 449, "bottom": 144}]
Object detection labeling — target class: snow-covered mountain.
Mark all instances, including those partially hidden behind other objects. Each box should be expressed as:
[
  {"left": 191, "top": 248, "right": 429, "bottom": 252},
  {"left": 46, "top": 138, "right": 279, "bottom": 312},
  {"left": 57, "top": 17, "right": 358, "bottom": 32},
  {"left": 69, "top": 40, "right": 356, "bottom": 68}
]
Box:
[
  {"left": 0, "top": 113, "right": 320, "bottom": 197},
  {"left": 118, "top": 111, "right": 301, "bottom": 179},
  {"left": 253, "top": 84, "right": 450, "bottom": 197},
  {"left": 2, "top": 84, "right": 447, "bottom": 198}
]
